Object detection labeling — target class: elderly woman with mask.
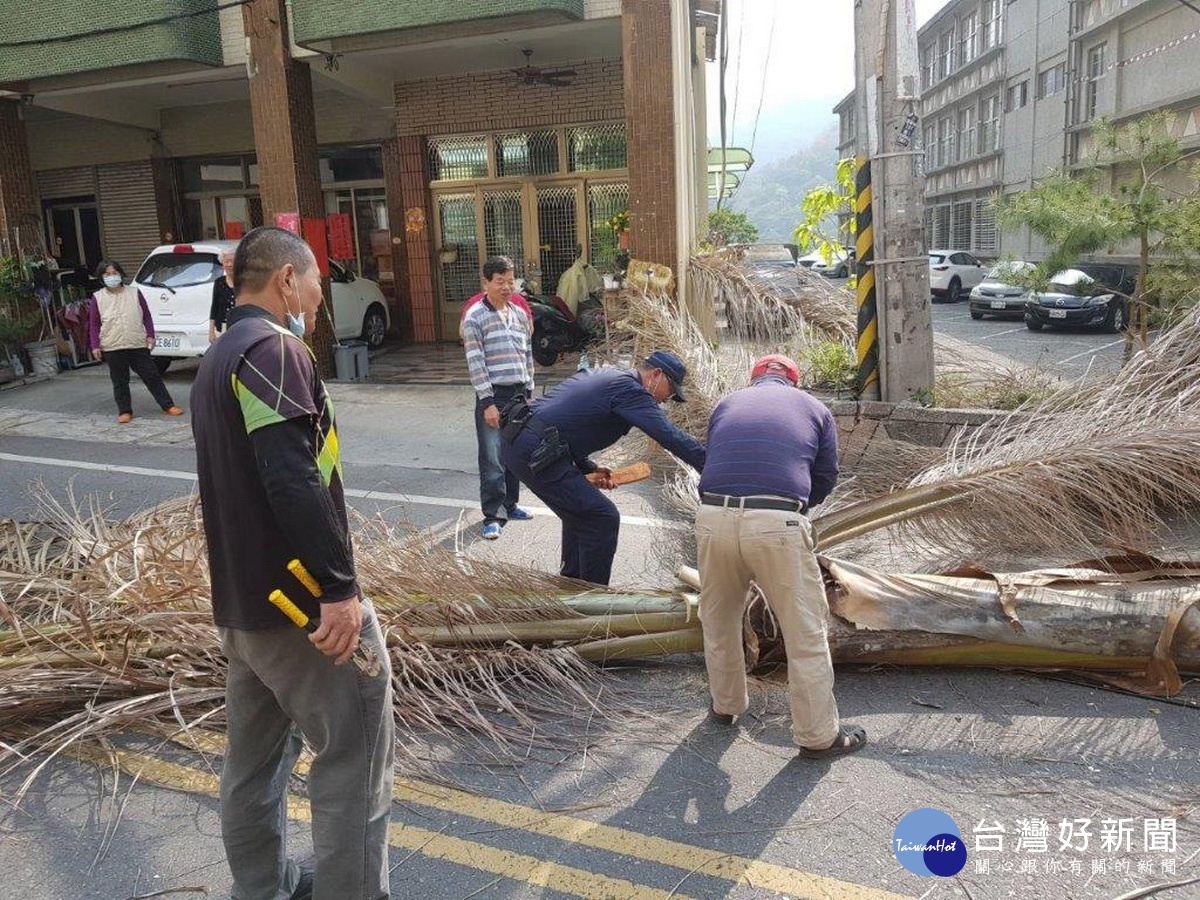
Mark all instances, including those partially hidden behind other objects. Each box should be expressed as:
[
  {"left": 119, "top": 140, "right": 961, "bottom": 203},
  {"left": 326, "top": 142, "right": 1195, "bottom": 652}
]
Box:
[
  {"left": 87, "top": 259, "right": 183, "bottom": 424},
  {"left": 209, "top": 248, "right": 237, "bottom": 344}
]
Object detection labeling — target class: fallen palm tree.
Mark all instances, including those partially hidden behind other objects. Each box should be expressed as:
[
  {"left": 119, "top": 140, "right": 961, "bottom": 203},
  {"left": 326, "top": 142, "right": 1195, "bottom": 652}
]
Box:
[
  {"left": 5, "top": 285, "right": 1200, "bottom": 789},
  {"left": 4, "top": 492, "right": 1198, "bottom": 802}
]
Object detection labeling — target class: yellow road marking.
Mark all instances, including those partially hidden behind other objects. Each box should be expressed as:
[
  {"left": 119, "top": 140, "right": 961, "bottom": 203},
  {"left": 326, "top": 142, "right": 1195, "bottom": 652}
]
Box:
[
  {"left": 131, "top": 729, "right": 911, "bottom": 900},
  {"left": 85, "top": 747, "right": 689, "bottom": 900}
]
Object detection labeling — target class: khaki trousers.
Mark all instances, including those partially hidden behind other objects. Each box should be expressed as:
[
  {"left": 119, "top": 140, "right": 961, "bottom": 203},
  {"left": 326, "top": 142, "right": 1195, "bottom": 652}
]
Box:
[{"left": 695, "top": 503, "right": 840, "bottom": 747}]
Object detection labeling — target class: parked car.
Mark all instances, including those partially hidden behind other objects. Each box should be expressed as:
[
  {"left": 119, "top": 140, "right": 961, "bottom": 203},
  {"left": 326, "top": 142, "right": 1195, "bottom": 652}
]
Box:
[
  {"left": 1023, "top": 269, "right": 1129, "bottom": 333},
  {"left": 968, "top": 260, "right": 1036, "bottom": 320},
  {"left": 797, "top": 247, "right": 854, "bottom": 278},
  {"left": 134, "top": 241, "right": 391, "bottom": 371},
  {"left": 929, "top": 249, "right": 987, "bottom": 302}
]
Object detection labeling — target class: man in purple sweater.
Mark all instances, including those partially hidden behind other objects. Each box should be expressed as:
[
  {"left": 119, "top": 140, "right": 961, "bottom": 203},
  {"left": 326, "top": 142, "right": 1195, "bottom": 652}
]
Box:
[{"left": 695, "top": 354, "right": 866, "bottom": 759}]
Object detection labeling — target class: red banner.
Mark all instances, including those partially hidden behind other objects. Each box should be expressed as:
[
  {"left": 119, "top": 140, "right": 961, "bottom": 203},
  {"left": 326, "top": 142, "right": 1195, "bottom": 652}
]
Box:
[
  {"left": 275, "top": 212, "right": 301, "bottom": 235},
  {"left": 326, "top": 213, "right": 354, "bottom": 260},
  {"left": 302, "top": 217, "right": 330, "bottom": 278},
  {"left": 224, "top": 221, "right": 245, "bottom": 240}
]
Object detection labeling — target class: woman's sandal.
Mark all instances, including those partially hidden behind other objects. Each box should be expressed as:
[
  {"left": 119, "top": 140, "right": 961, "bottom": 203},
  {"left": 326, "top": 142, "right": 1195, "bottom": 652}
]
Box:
[{"left": 798, "top": 724, "right": 868, "bottom": 759}]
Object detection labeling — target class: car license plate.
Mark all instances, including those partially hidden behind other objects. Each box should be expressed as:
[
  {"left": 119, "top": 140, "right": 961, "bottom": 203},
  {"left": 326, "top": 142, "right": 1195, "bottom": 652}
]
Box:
[
  {"left": 1049, "top": 309, "right": 1068, "bottom": 319},
  {"left": 155, "top": 335, "right": 181, "bottom": 349},
  {"left": 990, "top": 300, "right": 1007, "bottom": 309}
]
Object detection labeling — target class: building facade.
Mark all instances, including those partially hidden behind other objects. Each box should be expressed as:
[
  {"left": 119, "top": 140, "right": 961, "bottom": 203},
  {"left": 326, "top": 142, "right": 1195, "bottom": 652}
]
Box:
[
  {"left": 0, "top": 0, "right": 716, "bottom": 342},
  {"left": 836, "top": 0, "right": 1200, "bottom": 262}
]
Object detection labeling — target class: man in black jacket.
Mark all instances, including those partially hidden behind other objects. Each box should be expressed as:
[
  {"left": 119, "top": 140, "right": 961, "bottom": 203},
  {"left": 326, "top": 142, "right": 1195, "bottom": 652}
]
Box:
[{"left": 191, "top": 227, "right": 393, "bottom": 900}]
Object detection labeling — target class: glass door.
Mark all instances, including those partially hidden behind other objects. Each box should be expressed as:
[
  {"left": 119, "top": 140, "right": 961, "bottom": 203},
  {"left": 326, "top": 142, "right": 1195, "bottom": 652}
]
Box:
[
  {"left": 482, "top": 189, "right": 525, "bottom": 279},
  {"left": 436, "top": 192, "right": 481, "bottom": 338},
  {"left": 535, "top": 185, "right": 579, "bottom": 297}
]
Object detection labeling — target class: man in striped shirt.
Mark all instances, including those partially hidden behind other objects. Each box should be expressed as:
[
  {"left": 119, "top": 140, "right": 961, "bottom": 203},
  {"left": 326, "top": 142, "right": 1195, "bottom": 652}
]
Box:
[{"left": 461, "top": 256, "right": 535, "bottom": 540}]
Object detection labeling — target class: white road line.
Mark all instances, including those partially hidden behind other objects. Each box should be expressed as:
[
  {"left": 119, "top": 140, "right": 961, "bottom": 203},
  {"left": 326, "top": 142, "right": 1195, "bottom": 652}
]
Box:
[
  {"left": 973, "top": 325, "right": 1027, "bottom": 341},
  {"left": 1055, "top": 337, "right": 1127, "bottom": 365},
  {"left": 0, "top": 451, "right": 687, "bottom": 531}
]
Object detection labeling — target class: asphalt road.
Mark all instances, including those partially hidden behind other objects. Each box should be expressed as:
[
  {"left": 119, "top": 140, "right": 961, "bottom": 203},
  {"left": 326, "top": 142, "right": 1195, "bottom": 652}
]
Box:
[
  {"left": 929, "top": 298, "right": 1133, "bottom": 380},
  {"left": 1, "top": 356, "right": 1197, "bottom": 900},
  {"left": 820, "top": 274, "right": 1133, "bottom": 380}
]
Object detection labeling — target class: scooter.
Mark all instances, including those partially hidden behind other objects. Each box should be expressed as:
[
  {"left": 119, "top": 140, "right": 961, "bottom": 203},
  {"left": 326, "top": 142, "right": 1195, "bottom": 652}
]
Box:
[{"left": 523, "top": 289, "right": 605, "bottom": 367}]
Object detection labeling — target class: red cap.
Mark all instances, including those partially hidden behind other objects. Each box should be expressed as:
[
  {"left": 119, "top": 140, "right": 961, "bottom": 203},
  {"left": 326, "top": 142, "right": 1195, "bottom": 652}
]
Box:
[{"left": 750, "top": 354, "right": 799, "bottom": 385}]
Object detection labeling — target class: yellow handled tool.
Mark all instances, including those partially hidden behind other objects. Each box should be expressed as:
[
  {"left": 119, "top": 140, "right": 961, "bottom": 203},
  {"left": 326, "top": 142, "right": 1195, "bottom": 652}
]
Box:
[
  {"left": 269, "top": 589, "right": 316, "bottom": 632},
  {"left": 287, "top": 558, "right": 322, "bottom": 597},
  {"left": 272, "top": 562, "right": 383, "bottom": 677}
]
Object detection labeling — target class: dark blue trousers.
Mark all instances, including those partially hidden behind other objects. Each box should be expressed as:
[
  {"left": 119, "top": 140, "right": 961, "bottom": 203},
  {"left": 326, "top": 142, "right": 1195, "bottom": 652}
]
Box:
[
  {"left": 476, "top": 384, "right": 523, "bottom": 525},
  {"left": 501, "top": 428, "right": 620, "bottom": 585}
]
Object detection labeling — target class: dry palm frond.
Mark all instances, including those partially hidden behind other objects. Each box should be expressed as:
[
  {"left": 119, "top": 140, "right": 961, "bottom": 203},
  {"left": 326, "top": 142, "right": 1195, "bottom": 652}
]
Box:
[
  {"left": 0, "top": 487, "right": 659, "bottom": 789},
  {"left": 689, "top": 253, "right": 857, "bottom": 346},
  {"left": 815, "top": 304, "right": 1200, "bottom": 558}
]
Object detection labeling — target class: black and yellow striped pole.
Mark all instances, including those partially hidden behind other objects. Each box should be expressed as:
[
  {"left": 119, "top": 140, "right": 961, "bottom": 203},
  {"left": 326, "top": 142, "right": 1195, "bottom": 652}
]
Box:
[{"left": 854, "top": 156, "right": 880, "bottom": 399}]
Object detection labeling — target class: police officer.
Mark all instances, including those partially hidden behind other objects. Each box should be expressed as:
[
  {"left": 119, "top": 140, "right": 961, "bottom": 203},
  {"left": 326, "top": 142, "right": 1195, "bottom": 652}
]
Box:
[
  {"left": 500, "top": 350, "right": 705, "bottom": 586},
  {"left": 696, "top": 354, "right": 866, "bottom": 759}
]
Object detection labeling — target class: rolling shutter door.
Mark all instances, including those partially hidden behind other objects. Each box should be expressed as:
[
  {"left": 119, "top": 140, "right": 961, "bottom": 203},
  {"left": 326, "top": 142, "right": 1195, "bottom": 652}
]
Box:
[
  {"left": 97, "top": 161, "right": 162, "bottom": 269},
  {"left": 37, "top": 167, "right": 96, "bottom": 200}
]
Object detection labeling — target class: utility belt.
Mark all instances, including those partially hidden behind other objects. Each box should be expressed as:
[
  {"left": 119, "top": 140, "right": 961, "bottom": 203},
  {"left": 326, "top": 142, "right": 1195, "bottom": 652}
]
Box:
[{"left": 499, "top": 397, "right": 572, "bottom": 474}]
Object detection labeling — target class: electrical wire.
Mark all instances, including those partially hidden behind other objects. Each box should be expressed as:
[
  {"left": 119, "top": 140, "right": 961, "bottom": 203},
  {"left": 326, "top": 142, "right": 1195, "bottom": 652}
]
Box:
[
  {"left": 0, "top": 0, "right": 253, "bottom": 50},
  {"left": 729, "top": 0, "right": 746, "bottom": 146},
  {"left": 748, "top": 0, "right": 780, "bottom": 160},
  {"left": 716, "top": 0, "right": 730, "bottom": 210}
]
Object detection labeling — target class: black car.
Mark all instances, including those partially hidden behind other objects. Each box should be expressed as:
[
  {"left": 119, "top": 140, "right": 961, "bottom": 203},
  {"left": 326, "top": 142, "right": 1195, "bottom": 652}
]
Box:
[{"left": 1024, "top": 268, "right": 1130, "bottom": 333}]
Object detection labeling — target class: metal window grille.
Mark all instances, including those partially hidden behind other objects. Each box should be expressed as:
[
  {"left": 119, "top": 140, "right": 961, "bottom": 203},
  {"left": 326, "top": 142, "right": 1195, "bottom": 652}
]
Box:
[
  {"left": 952, "top": 201, "right": 973, "bottom": 249},
  {"left": 975, "top": 198, "right": 998, "bottom": 254},
  {"left": 495, "top": 132, "right": 560, "bottom": 178},
  {"left": 568, "top": 124, "right": 628, "bottom": 172},
  {"left": 586, "top": 182, "right": 629, "bottom": 273},
  {"left": 428, "top": 136, "right": 489, "bottom": 182},
  {"left": 438, "top": 193, "right": 480, "bottom": 304},
  {"left": 536, "top": 186, "right": 579, "bottom": 294},
  {"left": 924, "top": 207, "right": 934, "bottom": 248},
  {"left": 483, "top": 189, "right": 525, "bottom": 277},
  {"left": 933, "top": 205, "right": 951, "bottom": 248}
]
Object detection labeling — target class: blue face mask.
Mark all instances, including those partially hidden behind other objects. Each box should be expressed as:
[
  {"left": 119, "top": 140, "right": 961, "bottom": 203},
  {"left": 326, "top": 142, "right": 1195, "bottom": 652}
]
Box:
[
  {"left": 284, "top": 277, "right": 306, "bottom": 337},
  {"left": 285, "top": 310, "right": 306, "bottom": 338}
]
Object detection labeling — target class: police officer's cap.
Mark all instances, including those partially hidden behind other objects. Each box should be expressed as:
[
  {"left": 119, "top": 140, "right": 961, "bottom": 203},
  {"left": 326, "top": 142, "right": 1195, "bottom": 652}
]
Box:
[{"left": 644, "top": 349, "right": 688, "bottom": 403}]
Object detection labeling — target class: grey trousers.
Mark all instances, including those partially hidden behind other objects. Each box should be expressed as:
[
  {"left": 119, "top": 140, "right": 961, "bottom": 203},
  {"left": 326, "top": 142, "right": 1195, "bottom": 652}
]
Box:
[{"left": 219, "top": 599, "right": 394, "bottom": 900}]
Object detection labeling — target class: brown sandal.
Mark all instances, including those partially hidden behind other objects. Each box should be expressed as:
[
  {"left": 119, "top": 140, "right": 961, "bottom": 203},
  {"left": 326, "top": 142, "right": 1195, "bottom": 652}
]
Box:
[{"left": 798, "top": 724, "right": 867, "bottom": 759}]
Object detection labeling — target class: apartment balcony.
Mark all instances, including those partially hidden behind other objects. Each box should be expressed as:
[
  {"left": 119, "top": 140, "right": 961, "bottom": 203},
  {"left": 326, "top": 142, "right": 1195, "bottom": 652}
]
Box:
[
  {"left": 291, "top": 0, "right": 586, "bottom": 51},
  {"left": 0, "top": 0, "right": 222, "bottom": 86}
]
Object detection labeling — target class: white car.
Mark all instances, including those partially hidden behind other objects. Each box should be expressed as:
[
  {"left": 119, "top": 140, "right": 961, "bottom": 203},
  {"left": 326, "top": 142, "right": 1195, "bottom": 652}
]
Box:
[
  {"left": 929, "top": 249, "right": 987, "bottom": 302},
  {"left": 797, "top": 248, "right": 853, "bottom": 278},
  {"left": 134, "top": 241, "right": 391, "bottom": 371}
]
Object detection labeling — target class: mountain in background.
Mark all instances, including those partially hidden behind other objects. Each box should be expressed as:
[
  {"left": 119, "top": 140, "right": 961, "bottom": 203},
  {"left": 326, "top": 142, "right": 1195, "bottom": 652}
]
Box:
[
  {"left": 718, "top": 122, "right": 841, "bottom": 243},
  {"left": 730, "top": 98, "right": 846, "bottom": 168}
]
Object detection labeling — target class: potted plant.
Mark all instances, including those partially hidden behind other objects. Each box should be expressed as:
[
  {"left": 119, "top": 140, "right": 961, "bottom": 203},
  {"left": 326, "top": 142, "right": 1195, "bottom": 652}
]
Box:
[
  {"left": 605, "top": 210, "right": 631, "bottom": 251},
  {"left": 0, "top": 255, "right": 41, "bottom": 383}
]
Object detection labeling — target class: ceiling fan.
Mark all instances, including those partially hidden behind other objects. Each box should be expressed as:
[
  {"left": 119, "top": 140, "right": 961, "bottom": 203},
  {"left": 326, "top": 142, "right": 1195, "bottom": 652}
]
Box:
[{"left": 511, "top": 49, "right": 576, "bottom": 87}]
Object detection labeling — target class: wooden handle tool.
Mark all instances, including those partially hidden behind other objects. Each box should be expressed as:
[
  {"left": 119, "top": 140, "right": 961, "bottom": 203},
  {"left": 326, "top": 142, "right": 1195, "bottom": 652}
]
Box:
[{"left": 586, "top": 461, "right": 652, "bottom": 486}]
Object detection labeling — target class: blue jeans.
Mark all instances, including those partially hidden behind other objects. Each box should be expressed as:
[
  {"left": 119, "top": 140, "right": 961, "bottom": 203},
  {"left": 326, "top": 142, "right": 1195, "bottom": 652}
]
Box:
[{"left": 476, "top": 385, "right": 523, "bottom": 525}]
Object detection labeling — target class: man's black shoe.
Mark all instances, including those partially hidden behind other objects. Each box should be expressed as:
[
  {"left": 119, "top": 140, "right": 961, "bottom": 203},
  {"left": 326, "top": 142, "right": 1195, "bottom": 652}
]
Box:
[
  {"left": 289, "top": 869, "right": 314, "bottom": 900},
  {"left": 708, "top": 706, "right": 738, "bottom": 726}
]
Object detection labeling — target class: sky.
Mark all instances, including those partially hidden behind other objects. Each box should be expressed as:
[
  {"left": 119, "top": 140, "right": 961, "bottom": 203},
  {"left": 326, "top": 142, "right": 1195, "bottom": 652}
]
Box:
[{"left": 706, "top": 0, "right": 947, "bottom": 157}]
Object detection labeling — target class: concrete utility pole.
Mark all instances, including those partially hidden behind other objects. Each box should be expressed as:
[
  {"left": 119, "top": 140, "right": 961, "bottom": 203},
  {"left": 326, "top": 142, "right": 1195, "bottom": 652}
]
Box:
[{"left": 853, "top": 0, "right": 934, "bottom": 403}]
